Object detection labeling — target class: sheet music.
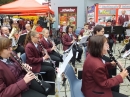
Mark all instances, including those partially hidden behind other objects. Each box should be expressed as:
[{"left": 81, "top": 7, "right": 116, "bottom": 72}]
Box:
[
  {"left": 123, "top": 21, "right": 129, "bottom": 27},
  {"left": 77, "top": 36, "right": 89, "bottom": 44},
  {"left": 126, "top": 29, "right": 130, "bottom": 36},
  {"left": 122, "top": 49, "right": 130, "bottom": 58},
  {"left": 104, "top": 34, "right": 109, "bottom": 38},
  {"left": 57, "top": 49, "right": 73, "bottom": 77}
]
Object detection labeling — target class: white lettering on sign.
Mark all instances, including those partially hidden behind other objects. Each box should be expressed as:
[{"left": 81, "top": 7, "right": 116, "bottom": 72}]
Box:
[
  {"left": 61, "top": 8, "right": 75, "bottom": 12},
  {"left": 121, "top": 5, "right": 130, "bottom": 8},
  {"left": 98, "top": 5, "right": 119, "bottom": 8}
]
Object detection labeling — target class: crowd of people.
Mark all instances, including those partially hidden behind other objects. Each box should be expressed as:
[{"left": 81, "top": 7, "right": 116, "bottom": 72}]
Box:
[{"left": 0, "top": 9, "right": 130, "bottom": 97}]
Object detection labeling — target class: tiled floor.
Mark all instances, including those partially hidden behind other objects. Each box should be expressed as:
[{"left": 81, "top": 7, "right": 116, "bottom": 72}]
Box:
[{"left": 48, "top": 42, "right": 130, "bottom": 97}]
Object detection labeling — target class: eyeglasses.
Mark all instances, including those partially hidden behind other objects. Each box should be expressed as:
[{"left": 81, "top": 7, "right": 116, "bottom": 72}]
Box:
[
  {"left": 34, "top": 37, "right": 40, "bottom": 39},
  {"left": 4, "top": 46, "right": 12, "bottom": 50}
]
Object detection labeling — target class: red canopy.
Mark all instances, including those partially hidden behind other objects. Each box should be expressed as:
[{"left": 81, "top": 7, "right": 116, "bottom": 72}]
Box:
[{"left": 0, "top": 0, "right": 54, "bottom": 14}]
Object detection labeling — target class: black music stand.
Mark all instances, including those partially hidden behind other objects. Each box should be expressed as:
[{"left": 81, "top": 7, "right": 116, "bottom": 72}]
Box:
[
  {"left": 17, "top": 33, "right": 27, "bottom": 45},
  {"left": 112, "top": 26, "right": 123, "bottom": 34},
  {"left": 112, "top": 26, "right": 123, "bottom": 55},
  {"left": 104, "top": 26, "right": 112, "bottom": 34}
]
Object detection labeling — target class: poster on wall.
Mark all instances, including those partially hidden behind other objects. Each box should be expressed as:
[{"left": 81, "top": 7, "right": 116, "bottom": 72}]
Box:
[
  {"left": 94, "top": 4, "right": 130, "bottom": 25},
  {"left": 97, "top": 5, "right": 118, "bottom": 25},
  {"left": 58, "top": 7, "right": 77, "bottom": 29},
  {"left": 87, "top": 5, "right": 95, "bottom": 22},
  {"left": 98, "top": 9, "right": 116, "bottom": 25}
]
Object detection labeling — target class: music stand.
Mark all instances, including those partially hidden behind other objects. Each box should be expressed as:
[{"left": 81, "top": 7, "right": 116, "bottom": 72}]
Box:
[
  {"left": 17, "top": 33, "right": 27, "bottom": 45},
  {"left": 112, "top": 26, "right": 123, "bottom": 34},
  {"left": 112, "top": 26, "right": 123, "bottom": 54},
  {"left": 104, "top": 26, "right": 111, "bottom": 34}
]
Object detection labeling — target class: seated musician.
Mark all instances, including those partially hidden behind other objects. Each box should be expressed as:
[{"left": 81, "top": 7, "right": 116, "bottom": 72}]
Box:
[
  {"left": 22, "top": 23, "right": 32, "bottom": 34},
  {"left": 1, "top": 26, "right": 25, "bottom": 54},
  {"left": 82, "top": 35, "right": 128, "bottom": 97},
  {"left": 93, "top": 25, "right": 120, "bottom": 92},
  {"left": 0, "top": 37, "right": 51, "bottom": 97},
  {"left": 40, "top": 28, "right": 63, "bottom": 68},
  {"left": 121, "top": 23, "right": 130, "bottom": 53},
  {"left": 106, "top": 20, "right": 115, "bottom": 52},
  {"left": 79, "top": 23, "right": 92, "bottom": 39},
  {"left": 24, "top": 31, "right": 55, "bottom": 82},
  {"left": 62, "top": 25, "right": 83, "bottom": 73}
]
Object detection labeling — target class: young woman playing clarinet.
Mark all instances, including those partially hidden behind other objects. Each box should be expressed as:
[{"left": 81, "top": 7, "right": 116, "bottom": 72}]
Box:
[
  {"left": 24, "top": 31, "right": 55, "bottom": 83},
  {"left": 82, "top": 35, "right": 128, "bottom": 97},
  {"left": 0, "top": 37, "right": 51, "bottom": 97}
]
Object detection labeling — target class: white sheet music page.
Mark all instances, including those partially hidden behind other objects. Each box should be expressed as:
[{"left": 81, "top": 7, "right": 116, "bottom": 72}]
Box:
[
  {"left": 122, "top": 49, "right": 130, "bottom": 58},
  {"left": 57, "top": 49, "right": 73, "bottom": 77},
  {"left": 77, "top": 36, "right": 89, "bottom": 44}
]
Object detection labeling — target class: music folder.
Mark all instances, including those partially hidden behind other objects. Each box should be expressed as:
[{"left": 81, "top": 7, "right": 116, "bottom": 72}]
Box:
[{"left": 17, "top": 33, "right": 27, "bottom": 45}]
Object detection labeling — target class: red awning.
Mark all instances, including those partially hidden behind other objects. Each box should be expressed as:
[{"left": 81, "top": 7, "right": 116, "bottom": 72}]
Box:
[{"left": 0, "top": 0, "right": 54, "bottom": 14}]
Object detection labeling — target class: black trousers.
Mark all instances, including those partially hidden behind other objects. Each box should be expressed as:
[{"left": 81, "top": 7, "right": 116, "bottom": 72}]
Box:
[
  {"left": 40, "top": 62, "right": 55, "bottom": 95},
  {"left": 22, "top": 80, "right": 51, "bottom": 97},
  {"left": 102, "top": 55, "right": 119, "bottom": 92},
  {"left": 49, "top": 51, "right": 62, "bottom": 67},
  {"left": 108, "top": 39, "right": 114, "bottom": 52},
  {"left": 14, "top": 45, "right": 25, "bottom": 54},
  {"left": 40, "top": 62, "right": 55, "bottom": 82},
  {"left": 112, "top": 91, "right": 128, "bottom": 97},
  {"left": 71, "top": 45, "right": 83, "bottom": 67}
]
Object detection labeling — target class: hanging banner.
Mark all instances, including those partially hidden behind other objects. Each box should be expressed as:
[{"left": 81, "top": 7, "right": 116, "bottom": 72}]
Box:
[{"left": 87, "top": 5, "right": 95, "bottom": 22}]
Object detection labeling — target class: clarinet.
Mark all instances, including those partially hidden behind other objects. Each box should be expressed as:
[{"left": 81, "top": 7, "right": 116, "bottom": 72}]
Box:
[
  {"left": 48, "top": 38, "right": 63, "bottom": 61},
  {"left": 107, "top": 50, "right": 130, "bottom": 82},
  {"left": 38, "top": 41, "right": 55, "bottom": 69},
  {"left": 11, "top": 52, "right": 49, "bottom": 92}
]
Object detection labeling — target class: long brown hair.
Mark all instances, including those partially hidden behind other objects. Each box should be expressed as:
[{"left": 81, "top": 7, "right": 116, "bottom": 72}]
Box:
[{"left": 24, "top": 31, "right": 38, "bottom": 46}]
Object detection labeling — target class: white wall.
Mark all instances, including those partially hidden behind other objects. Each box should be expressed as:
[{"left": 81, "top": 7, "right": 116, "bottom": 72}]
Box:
[{"left": 51, "top": 0, "right": 85, "bottom": 29}]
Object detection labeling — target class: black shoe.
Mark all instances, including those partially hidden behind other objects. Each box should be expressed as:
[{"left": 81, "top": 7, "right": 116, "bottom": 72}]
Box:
[{"left": 76, "top": 59, "right": 81, "bottom": 63}]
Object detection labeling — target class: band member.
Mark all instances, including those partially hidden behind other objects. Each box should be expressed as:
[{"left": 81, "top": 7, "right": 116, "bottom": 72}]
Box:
[
  {"left": 62, "top": 25, "right": 83, "bottom": 73},
  {"left": 40, "top": 28, "right": 63, "bottom": 67},
  {"left": 79, "top": 23, "right": 92, "bottom": 38},
  {"left": 88, "top": 18, "right": 95, "bottom": 30},
  {"left": 0, "top": 37, "right": 51, "bottom": 97},
  {"left": 24, "top": 31, "right": 55, "bottom": 82},
  {"left": 82, "top": 35, "right": 128, "bottom": 97},
  {"left": 111, "top": 15, "right": 116, "bottom": 26},
  {"left": 22, "top": 24, "right": 32, "bottom": 34},
  {"left": 121, "top": 24, "right": 130, "bottom": 53},
  {"left": 106, "top": 20, "right": 115, "bottom": 52},
  {"left": 118, "top": 10, "right": 129, "bottom": 42},
  {"left": 1, "top": 26, "right": 10, "bottom": 38},
  {"left": 1, "top": 26, "right": 25, "bottom": 54},
  {"left": 92, "top": 25, "right": 120, "bottom": 92}
]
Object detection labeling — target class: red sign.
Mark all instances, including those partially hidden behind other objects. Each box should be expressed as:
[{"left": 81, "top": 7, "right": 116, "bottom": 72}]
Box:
[{"left": 58, "top": 7, "right": 77, "bottom": 13}]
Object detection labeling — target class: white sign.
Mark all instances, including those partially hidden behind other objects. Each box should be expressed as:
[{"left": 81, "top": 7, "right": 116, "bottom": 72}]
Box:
[
  {"left": 98, "top": 5, "right": 120, "bottom": 8},
  {"left": 121, "top": 5, "right": 130, "bottom": 8}
]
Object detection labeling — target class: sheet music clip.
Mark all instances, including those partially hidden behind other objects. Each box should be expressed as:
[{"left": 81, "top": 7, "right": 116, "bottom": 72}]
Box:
[{"left": 122, "top": 49, "right": 130, "bottom": 58}]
